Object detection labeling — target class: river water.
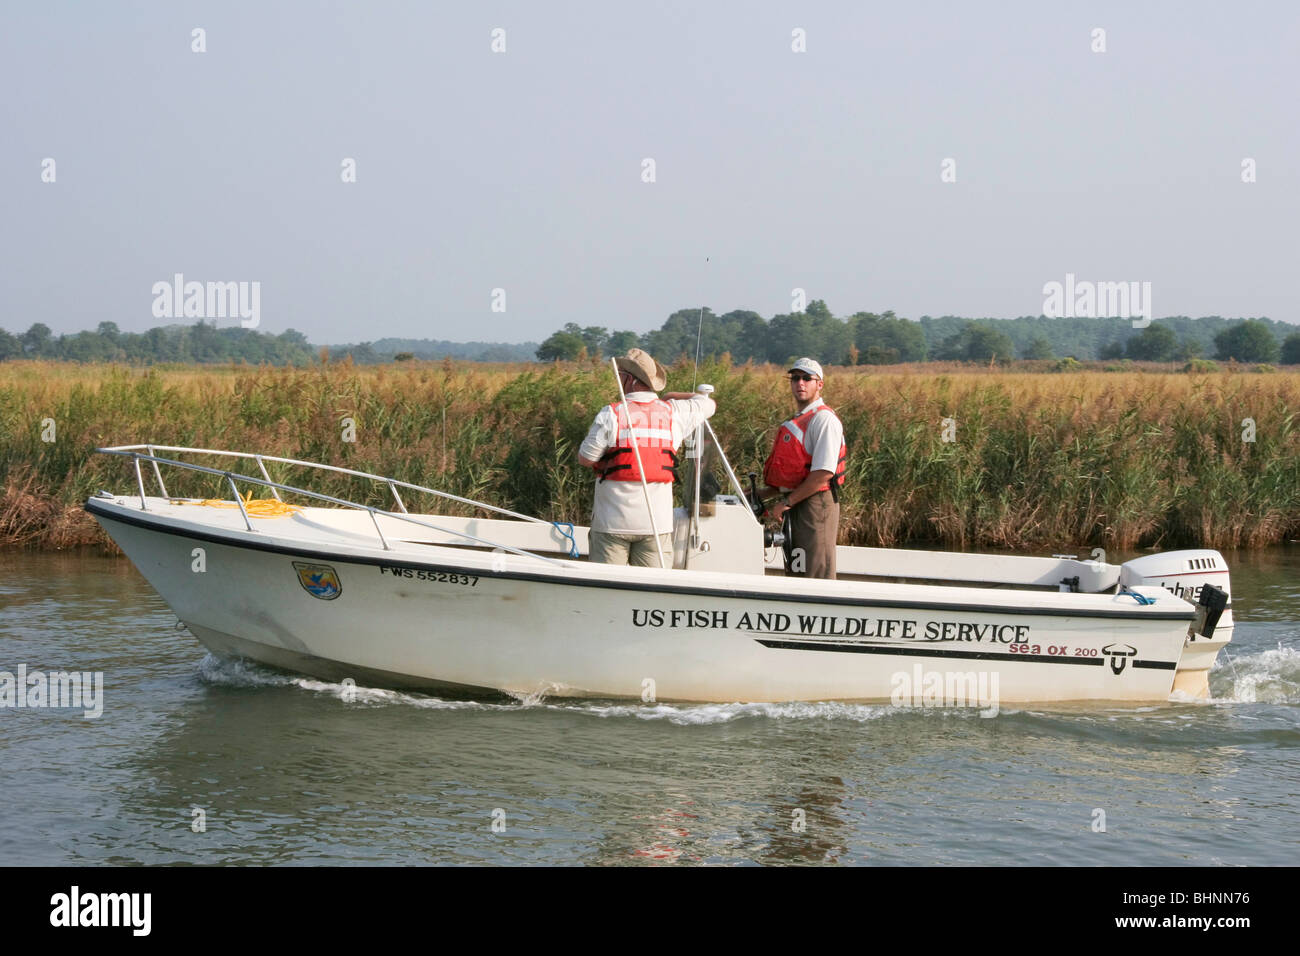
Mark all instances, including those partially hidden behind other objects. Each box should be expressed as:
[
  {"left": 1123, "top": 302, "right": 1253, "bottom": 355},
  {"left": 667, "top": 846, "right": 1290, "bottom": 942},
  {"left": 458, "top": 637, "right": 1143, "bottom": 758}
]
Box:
[{"left": 1, "top": 548, "right": 1297, "bottom": 866}]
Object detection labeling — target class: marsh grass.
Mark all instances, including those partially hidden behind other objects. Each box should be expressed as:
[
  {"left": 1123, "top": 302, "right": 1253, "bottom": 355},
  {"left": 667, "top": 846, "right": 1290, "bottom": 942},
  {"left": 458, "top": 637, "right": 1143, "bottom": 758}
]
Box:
[{"left": 2, "top": 359, "right": 1297, "bottom": 552}]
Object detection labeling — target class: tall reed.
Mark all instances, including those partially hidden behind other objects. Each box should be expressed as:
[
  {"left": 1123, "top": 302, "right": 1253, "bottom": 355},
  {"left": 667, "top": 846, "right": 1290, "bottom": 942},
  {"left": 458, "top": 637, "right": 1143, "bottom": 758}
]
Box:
[{"left": 2, "top": 359, "right": 1297, "bottom": 552}]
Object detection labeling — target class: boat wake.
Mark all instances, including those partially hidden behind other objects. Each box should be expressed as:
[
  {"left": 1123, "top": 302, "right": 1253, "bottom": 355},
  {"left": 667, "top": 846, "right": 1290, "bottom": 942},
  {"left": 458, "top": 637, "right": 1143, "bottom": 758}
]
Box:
[
  {"left": 193, "top": 654, "right": 1001, "bottom": 724},
  {"left": 196, "top": 654, "right": 519, "bottom": 711},
  {"left": 1208, "top": 644, "right": 1300, "bottom": 704},
  {"left": 559, "top": 700, "right": 897, "bottom": 725},
  {"left": 198, "top": 648, "right": 1300, "bottom": 720}
]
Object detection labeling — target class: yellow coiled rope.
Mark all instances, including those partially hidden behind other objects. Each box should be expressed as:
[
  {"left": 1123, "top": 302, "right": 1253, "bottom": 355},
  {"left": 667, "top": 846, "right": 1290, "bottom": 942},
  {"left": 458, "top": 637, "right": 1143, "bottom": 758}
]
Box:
[{"left": 175, "top": 490, "right": 302, "bottom": 518}]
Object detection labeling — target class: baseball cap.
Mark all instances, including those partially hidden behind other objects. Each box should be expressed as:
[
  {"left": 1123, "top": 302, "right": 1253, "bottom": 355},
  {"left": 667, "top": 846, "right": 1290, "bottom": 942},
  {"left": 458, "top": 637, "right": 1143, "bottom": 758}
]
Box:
[{"left": 787, "top": 357, "right": 824, "bottom": 380}]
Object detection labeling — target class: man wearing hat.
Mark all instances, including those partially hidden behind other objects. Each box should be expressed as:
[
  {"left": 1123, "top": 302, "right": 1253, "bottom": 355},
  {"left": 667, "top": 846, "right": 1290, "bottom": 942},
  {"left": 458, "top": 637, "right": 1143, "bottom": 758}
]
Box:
[
  {"left": 761, "top": 357, "right": 846, "bottom": 579},
  {"left": 578, "top": 348, "right": 718, "bottom": 567}
]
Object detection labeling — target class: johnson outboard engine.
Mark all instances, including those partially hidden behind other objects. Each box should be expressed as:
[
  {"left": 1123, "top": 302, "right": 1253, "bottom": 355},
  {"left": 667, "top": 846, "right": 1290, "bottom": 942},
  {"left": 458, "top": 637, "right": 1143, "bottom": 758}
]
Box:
[{"left": 1119, "top": 550, "right": 1233, "bottom": 639}]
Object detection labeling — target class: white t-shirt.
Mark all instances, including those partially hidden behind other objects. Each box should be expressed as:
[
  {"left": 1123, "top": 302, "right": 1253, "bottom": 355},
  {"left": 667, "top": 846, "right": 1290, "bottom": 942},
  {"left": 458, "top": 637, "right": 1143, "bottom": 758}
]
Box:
[
  {"left": 776, "top": 397, "right": 845, "bottom": 491},
  {"left": 580, "top": 391, "right": 717, "bottom": 534}
]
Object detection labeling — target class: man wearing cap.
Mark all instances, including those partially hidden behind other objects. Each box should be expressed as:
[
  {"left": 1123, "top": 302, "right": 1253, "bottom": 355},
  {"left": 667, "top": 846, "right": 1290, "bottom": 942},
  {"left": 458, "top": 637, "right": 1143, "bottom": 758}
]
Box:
[
  {"left": 578, "top": 349, "right": 718, "bottom": 567},
  {"left": 761, "top": 358, "right": 846, "bottom": 579}
]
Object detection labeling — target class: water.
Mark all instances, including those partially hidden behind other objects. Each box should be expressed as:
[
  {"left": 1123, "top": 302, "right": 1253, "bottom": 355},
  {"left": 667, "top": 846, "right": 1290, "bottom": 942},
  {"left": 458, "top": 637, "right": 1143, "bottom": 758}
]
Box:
[{"left": 2, "top": 548, "right": 1297, "bottom": 865}]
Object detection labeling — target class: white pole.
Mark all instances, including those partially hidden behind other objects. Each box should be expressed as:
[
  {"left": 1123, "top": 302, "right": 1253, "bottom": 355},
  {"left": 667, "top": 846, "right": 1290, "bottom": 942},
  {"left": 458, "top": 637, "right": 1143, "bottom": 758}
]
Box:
[
  {"left": 702, "top": 418, "right": 761, "bottom": 526},
  {"left": 612, "top": 358, "right": 668, "bottom": 570},
  {"left": 690, "top": 421, "right": 702, "bottom": 553},
  {"left": 689, "top": 383, "right": 714, "bottom": 557}
]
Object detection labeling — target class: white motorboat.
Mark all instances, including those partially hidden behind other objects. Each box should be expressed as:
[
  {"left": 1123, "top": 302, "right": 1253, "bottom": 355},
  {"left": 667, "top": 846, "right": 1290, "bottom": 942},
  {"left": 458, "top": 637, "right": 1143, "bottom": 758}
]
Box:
[{"left": 86, "top": 431, "right": 1233, "bottom": 707}]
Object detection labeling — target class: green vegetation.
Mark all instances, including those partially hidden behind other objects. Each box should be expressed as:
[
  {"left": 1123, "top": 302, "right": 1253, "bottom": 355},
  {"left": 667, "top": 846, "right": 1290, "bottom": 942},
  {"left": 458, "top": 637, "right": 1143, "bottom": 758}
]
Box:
[
  {"left": 0, "top": 322, "right": 537, "bottom": 365},
  {"left": 6, "top": 312, "right": 1295, "bottom": 368},
  {"left": 3, "top": 361, "right": 1298, "bottom": 554},
  {"left": 0, "top": 321, "right": 317, "bottom": 365},
  {"left": 1283, "top": 332, "right": 1300, "bottom": 366},
  {"left": 1215, "top": 319, "right": 1281, "bottom": 364},
  {"left": 1126, "top": 324, "right": 1178, "bottom": 362},
  {"left": 537, "top": 307, "right": 1296, "bottom": 366}
]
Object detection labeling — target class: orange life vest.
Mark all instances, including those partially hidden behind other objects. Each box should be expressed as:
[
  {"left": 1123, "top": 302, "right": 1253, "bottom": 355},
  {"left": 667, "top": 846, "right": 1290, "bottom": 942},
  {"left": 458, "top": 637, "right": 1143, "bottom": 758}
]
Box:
[
  {"left": 597, "top": 399, "right": 677, "bottom": 483},
  {"left": 763, "top": 403, "right": 846, "bottom": 494}
]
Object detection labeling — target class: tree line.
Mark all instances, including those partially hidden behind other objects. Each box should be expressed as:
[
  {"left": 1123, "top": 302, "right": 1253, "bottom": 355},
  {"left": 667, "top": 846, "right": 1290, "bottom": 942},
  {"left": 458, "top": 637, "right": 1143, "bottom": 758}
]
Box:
[
  {"left": 0, "top": 322, "right": 538, "bottom": 365},
  {"left": 537, "top": 303, "right": 1300, "bottom": 365},
  {"left": 4, "top": 310, "right": 1298, "bottom": 366},
  {"left": 0, "top": 321, "right": 317, "bottom": 365}
]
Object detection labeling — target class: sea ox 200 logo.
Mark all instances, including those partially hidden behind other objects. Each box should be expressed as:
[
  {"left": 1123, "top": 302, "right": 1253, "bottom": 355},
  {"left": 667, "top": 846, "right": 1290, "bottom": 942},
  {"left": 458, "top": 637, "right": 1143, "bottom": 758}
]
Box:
[
  {"left": 293, "top": 562, "right": 342, "bottom": 600},
  {"left": 1101, "top": 643, "right": 1137, "bottom": 675}
]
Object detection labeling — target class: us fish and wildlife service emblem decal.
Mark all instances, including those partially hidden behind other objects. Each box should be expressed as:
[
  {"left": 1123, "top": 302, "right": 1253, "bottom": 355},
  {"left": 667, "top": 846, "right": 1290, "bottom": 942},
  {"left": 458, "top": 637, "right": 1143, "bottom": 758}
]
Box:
[{"left": 293, "top": 562, "right": 342, "bottom": 600}]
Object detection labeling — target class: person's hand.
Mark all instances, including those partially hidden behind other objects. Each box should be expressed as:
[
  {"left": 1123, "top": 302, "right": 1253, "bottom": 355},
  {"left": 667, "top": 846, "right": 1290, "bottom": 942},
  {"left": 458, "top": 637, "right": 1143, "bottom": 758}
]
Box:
[{"left": 769, "top": 498, "right": 790, "bottom": 522}]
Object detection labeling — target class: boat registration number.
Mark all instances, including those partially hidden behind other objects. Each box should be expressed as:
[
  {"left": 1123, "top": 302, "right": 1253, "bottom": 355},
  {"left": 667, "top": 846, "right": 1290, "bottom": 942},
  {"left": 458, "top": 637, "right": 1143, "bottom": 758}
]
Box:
[{"left": 379, "top": 567, "right": 479, "bottom": 586}]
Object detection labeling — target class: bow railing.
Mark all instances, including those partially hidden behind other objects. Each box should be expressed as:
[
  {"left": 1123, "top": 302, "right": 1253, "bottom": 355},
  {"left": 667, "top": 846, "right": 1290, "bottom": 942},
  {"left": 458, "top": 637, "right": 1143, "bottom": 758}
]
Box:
[{"left": 93, "top": 444, "right": 565, "bottom": 564}]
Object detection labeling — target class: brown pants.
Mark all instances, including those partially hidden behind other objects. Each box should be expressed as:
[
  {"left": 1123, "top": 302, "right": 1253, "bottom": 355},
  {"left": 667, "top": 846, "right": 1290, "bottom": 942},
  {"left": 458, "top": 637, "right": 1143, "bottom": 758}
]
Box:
[{"left": 785, "top": 490, "right": 839, "bottom": 579}]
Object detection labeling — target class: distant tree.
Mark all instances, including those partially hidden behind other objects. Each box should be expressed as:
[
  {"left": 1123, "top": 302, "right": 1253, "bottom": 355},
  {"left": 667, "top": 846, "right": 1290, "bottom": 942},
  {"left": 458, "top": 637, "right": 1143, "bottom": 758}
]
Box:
[
  {"left": 1279, "top": 332, "right": 1300, "bottom": 365},
  {"left": 1098, "top": 341, "right": 1124, "bottom": 360},
  {"left": 578, "top": 325, "right": 609, "bottom": 356},
  {"left": 62, "top": 330, "right": 116, "bottom": 362},
  {"left": 862, "top": 345, "right": 900, "bottom": 364},
  {"left": 852, "top": 312, "right": 926, "bottom": 362},
  {"left": 189, "top": 320, "right": 224, "bottom": 362},
  {"left": 804, "top": 299, "right": 832, "bottom": 320},
  {"left": 394, "top": 352, "right": 414, "bottom": 361},
  {"left": 765, "top": 312, "right": 814, "bottom": 365},
  {"left": 810, "top": 310, "right": 852, "bottom": 364},
  {"left": 606, "top": 330, "right": 640, "bottom": 354},
  {"left": 1022, "top": 335, "right": 1054, "bottom": 360},
  {"left": 697, "top": 308, "right": 745, "bottom": 360},
  {"left": 1175, "top": 338, "right": 1204, "bottom": 361},
  {"left": 1126, "top": 323, "right": 1178, "bottom": 362},
  {"left": 1214, "top": 320, "right": 1278, "bottom": 363},
  {"left": 967, "top": 325, "right": 1015, "bottom": 362},
  {"left": 732, "top": 311, "right": 769, "bottom": 362},
  {"left": 22, "top": 322, "right": 53, "bottom": 357},
  {"left": 536, "top": 330, "right": 584, "bottom": 361},
  {"left": 346, "top": 342, "right": 378, "bottom": 364},
  {"left": 476, "top": 344, "right": 519, "bottom": 362},
  {"left": 97, "top": 321, "right": 121, "bottom": 342},
  {"left": 642, "top": 310, "right": 702, "bottom": 360},
  {"left": 937, "top": 323, "right": 1015, "bottom": 362},
  {"left": 0, "top": 328, "right": 20, "bottom": 360}
]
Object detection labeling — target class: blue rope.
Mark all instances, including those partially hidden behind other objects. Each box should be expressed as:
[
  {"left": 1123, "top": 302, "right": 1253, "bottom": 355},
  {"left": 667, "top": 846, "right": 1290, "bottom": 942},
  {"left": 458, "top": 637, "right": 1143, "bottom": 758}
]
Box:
[
  {"left": 553, "top": 521, "right": 580, "bottom": 558},
  {"left": 1122, "top": 588, "right": 1156, "bottom": 606}
]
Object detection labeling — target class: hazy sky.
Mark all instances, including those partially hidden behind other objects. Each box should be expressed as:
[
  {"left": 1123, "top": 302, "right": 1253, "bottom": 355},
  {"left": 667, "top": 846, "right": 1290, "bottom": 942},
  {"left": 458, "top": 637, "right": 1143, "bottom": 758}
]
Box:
[{"left": 4, "top": 1, "right": 1297, "bottom": 343}]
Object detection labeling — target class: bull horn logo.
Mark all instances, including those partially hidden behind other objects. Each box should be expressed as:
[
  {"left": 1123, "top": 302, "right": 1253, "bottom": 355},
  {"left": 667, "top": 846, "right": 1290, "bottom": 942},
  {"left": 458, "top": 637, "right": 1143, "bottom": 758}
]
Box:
[{"left": 1101, "top": 643, "right": 1138, "bottom": 675}]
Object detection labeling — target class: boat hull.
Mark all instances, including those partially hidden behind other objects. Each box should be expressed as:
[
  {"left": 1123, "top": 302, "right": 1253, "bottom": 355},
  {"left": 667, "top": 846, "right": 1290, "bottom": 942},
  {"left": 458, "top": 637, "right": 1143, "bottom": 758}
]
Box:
[{"left": 91, "top": 501, "right": 1198, "bottom": 705}]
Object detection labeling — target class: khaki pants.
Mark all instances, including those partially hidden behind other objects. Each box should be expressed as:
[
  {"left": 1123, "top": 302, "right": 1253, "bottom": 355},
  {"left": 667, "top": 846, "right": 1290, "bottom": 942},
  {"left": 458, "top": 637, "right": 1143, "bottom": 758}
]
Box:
[
  {"left": 785, "top": 490, "right": 839, "bottom": 579},
  {"left": 589, "top": 530, "right": 674, "bottom": 568}
]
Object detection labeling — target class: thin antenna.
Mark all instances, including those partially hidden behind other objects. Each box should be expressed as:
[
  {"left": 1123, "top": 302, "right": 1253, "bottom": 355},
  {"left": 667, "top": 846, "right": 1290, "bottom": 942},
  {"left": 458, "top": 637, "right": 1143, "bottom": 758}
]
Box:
[{"left": 692, "top": 256, "right": 709, "bottom": 390}]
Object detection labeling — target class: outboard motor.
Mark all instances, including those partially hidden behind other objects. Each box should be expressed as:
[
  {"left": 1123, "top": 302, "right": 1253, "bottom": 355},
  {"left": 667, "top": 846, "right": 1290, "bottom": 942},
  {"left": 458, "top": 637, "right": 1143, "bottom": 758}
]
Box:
[
  {"left": 1119, "top": 549, "right": 1233, "bottom": 639},
  {"left": 1119, "top": 549, "right": 1230, "bottom": 603}
]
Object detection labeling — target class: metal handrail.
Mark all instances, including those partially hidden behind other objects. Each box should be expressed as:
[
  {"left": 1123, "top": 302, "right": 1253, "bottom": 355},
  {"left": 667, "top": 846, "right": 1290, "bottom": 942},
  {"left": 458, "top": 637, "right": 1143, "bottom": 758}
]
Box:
[
  {"left": 99, "top": 444, "right": 551, "bottom": 526},
  {"left": 94, "top": 446, "right": 564, "bottom": 566},
  {"left": 703, "top": 419, "right": 759, "bottom": 524}
]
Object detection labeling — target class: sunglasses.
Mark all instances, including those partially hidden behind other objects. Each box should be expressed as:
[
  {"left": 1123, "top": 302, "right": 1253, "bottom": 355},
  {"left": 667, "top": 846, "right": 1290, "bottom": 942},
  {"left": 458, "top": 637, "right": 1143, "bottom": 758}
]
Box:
[{"left": 788, "top": 373, "right": 818, "bottom": 382}]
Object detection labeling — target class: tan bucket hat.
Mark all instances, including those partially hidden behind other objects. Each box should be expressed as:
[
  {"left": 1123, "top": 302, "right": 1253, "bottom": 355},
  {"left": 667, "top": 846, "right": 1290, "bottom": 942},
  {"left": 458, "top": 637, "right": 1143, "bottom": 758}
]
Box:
[{"left": 615, "top": 348, "right": 668, "bottom": 392}]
